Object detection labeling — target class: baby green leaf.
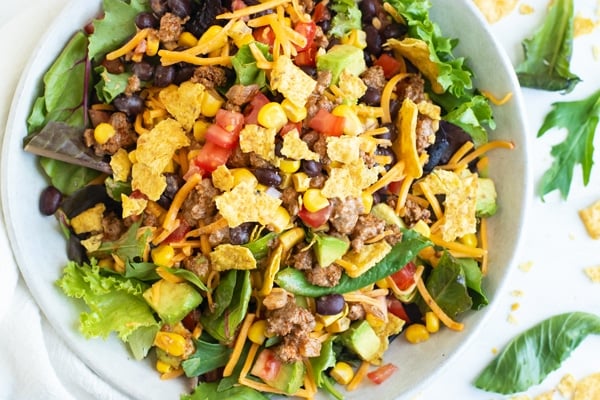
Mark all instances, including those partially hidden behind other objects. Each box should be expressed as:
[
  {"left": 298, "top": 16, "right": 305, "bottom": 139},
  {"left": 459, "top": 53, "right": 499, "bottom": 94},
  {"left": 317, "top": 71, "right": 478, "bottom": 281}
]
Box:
[
  {"left": 474, "top": 312, "right": 600, "bottom": 394},
  {"left": 537, "top": 89, "right": 600, "bottom": 199}
]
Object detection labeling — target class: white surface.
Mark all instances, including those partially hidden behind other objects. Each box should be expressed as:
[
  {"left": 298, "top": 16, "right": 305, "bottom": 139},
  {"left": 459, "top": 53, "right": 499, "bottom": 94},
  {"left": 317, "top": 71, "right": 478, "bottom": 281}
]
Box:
[{"left": 0, "top": 1, "right": 598, "bottom": 400}]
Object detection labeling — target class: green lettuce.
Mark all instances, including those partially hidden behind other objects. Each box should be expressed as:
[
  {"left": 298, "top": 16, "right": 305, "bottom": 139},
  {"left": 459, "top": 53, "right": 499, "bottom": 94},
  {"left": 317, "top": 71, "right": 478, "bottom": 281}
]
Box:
[
  {"left": 442, "top": 95, "right": 495, "bottom": 147},
  {"left": 329, "top": 0, "right": 362, "bottom": 38},
  {"left": 231, "top": 42, "right": 272, "bottom": 88},
  {"left": 94, "top": 66, "right": 133, "bottom": 103}
]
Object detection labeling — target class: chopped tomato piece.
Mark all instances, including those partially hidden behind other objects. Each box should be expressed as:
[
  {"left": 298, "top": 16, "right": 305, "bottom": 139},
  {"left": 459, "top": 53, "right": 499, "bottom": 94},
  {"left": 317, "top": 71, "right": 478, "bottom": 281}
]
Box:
[
  {"left": 280, "top": 122, "right": 302, "bottom": 136},
  {"left": 194, "top": 141, "right": 232, "bottom": 172},
  {"left": 367, "top": 363, "right": 398, "bottom": 385},
  {"left": 215, "top": 109, "right": 245, "bottom": 135},
  {"left": 205, "top": 124, "right": 239, "bottom": 149},
  {"left": 298, "top": 204, "right": 332, "bottom": 228},
  {"left": 308, "top": 109, "right": 345, "bottom": 136},
  {"left": 294, "top": 21, "right": 317, "bottom": 51},
  {"left": 251, "top": 349, "right": 282, "bottom": 383},
  {"left": 375, "top": 53, "right": 403, "bottom": 79},
  {"left": 387, "top": 297, "right": 410, "bottom": 323},
  {"left": 312, "top": 2, "right": 330, "bottom": 23},
  {"left": 388, "top": 179, "right": 403, "bottom": 195},
  {"left": 294, "top": 45, "right": 318, "bottom": 67},
  {"left": 390, "top": 261, "right": 417, "bottom": 291},
  {"left": 244, "top": 92, "right": 270, "bottom": 125},
  {"left": 163, "top": 219, "right": 190, "bottom": 243},
  {"left": 253, "top": 26, "right": 275, "bottom": 49}
]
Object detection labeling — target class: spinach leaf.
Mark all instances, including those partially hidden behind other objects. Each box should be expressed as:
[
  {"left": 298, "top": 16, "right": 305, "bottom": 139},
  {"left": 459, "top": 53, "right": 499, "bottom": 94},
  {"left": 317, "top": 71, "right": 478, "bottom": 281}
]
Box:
[
  {"left": 231, "top": 42, "right": 272, "bottom": 89},
  {"left": 242, "top": 231, "right": 278, "bottom": 260},
  {"left": 182, "top": 382, "right": 268, "bottom": 400},
  {"left": 200, "top": 270, "right": 252, "bottom": 344},
  {"left": 515, "top": 0, "right": 580, "bottom": 93},
  {"left": 474, "top": 312, "right": 600, "bottom": 394},
  {"left": 537, "top": 89, "right": 600, "bottom": 199},
  {"left": 105, "top": 176, "right": 132, "bottom": 201},
  {"left": 329, "top": 0, "right": 362, "bottom": 38},
  {"left": 182, "top": 339, "right": 232, "bottom": 377},
  {"left": 275, "top": 229, "right": 431, "bottom": 297},
  {"left": 39, "top": 158, "right": 101, "bottom": 196},
  {"left": 163, "top": 266, "right": 210, "bottom": 292},
  {"left": 310, "top": 337, "right": 336, "bottom": 387},
  {"left": 459, "top": 258, "right": 488, "bottom": 310},
  {"left": 125, "top": 261, "right": 160, "bottom": 281}
]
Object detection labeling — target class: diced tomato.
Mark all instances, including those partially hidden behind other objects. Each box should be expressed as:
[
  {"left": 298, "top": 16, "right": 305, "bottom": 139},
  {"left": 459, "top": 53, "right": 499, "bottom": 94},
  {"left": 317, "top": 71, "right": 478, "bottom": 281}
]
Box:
[
  {"left": 251, "top": 349, "right": 282, "bottom": 383},
  {"left": 194, "top": 141, "right": 232, "bottom": 172},
  {"left": 387, "top": 297, "right": 410, "bottom": 323},
  {"left": 367, "top": 363, "right": 398, "bottom": 385},
  {"left": 390, "top": 261, "right": 417, "bottom": 291},
  {"left": 308, "top": 109, "right": 345, "bottom": 137},
  {"left": 244, "top": 92, "right": 270, "bottom": 125},
  {"left": 375, "top": 53, "right": 403, "bottom": 79},
  {"left": 312, "top": 2, "right": 330, "bottom": 23},
  {"left": 163, "top": 219, "right": 190, "bottom": 244},
  {"left": 280, "top": 122, "right": 302, "bottom": 136},
  {"left": 294, "top": 45, "right": 318, "bottom": 67},
  {"left": 253, "top": 26, "right": 276, "bottom": 49},
  {"left": 294, "top": 21, "right": 317, "bottom": 52},
  {"left": 215, "top": 109, "right": 245, "bottom": 135},
  {"left": 205, "top": 124, "right": 239, "bottom": 149},
  {"left": 298, "top": 204, "right": 332, "bottom": 228},
  {"left": 388, "top": 179, "right": 403, "bottom": 195}
]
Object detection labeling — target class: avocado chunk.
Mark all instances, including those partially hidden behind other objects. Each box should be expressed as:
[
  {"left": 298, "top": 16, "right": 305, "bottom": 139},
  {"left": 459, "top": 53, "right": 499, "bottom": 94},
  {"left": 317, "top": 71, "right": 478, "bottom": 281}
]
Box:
[
  {"left": 316, "top": 44, "right": 367, "bottom": 84},
  {"left": 476, "top": 178, "right": 497, "bottom": 217},
  {"left": 370, "top": 203, "right": 406, "bottom": 228},
  {"left": 339, "top": 320, "right": 381, "bottom": 362},
  {"left": 314, "top": 233, "right": 350, "bottom": 267},
  {"left": 143, "top": 279, "right": 202, "bottom": 324},
  {"left": 251, "top": 349, "right": 306, "bottom": 394}
]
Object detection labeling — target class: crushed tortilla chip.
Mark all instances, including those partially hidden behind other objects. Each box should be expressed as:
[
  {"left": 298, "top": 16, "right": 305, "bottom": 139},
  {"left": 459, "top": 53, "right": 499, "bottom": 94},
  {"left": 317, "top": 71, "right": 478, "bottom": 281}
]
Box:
[
  {"left": 159, "top": 81, "right": 205, "bottom": 131},
  {"left": 519, "top": 4, "right": 534, "bottom": 15},
  {"left": 574, "top": 14, "right": 596, "bottom": 37},
  {"left": 533, "top": 391, "right": 554, "bottom": 400},
  {"left": 385, "top": 38, "right": 443, "bottom": 94},
  {"left": 573, "top": 372, "right": 600, "bottom": 400},
  {"left": 110, "top": 148, "right": 132, "bottom": 182},
  {"left": 338, "top": 69, "right": 367, "bottom": 103},
  {"left": 136, "top": 118, "right": 190, "bottom": 174},
  {"left": 340, "top": 241, "right": 392, "bottom": 278},
  {"left": 270, "top": 55, "right": 316, "bottom": 107},
  {"left": 321, "top": 159, "right": 381, "bottom": 199},
  {"left": 121, "top": 193, "right": 148, "bottom": 218},
  {"left": 212, "top": 165, "right": 234, "bottom": 191},
  {"left": 507, "top": 313, "right": 518, "bottom": 324},
  {"left": 557, "top": 373, "right": 577, "bottom": 398},
  {"left": 131, "top": 163, "right": 167, "bottom": 201},
  {"left": 584, "top": 266, "right": 600, "bottom": 283},
  {"left": 511, "top": 289, "right": 525, "bottom": 297},
  {"left": 239, "top": 124, "right": 278, "bottom": 162},
  {"left": 209, "top": 244, "right": 257, "bottom": 271},
  {"left": 281, "top": 129, "right": 319, "bottom": 161},
  {"left": 215, "top": 180, "right": 283, "bottom": 227},
  {"left": 327, "top": 136, "right": 361, "bottom": 164},
  {"left": 71, "top": 203, "right": 106, "bottom": 235},
  {"left": 519, "top": 261, "right": 534, "bottom": 272},
  {"left": 473, "top": 0, "right": 518, "bottom": 24},
  {"left": 80, "top": 234, "right": 104, "bottom": 253},
  {"left": 579, "top": 200, "right": 600, "bottom": 239}
]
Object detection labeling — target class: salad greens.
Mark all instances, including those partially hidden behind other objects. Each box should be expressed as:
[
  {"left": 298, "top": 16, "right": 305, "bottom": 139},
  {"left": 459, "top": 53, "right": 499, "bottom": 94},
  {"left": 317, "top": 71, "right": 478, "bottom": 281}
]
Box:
[
  {"left": 329, "top": 0, "right": 362, "bottom": 38},
  {"left": 515, "top": 0, "right": 580, "bottom": 93},
  {"left": 182, "top": 382, "right": 268, "bottom": 400},
  {"left": 475, "top": 312, "right": 600, "bottom": 394}
]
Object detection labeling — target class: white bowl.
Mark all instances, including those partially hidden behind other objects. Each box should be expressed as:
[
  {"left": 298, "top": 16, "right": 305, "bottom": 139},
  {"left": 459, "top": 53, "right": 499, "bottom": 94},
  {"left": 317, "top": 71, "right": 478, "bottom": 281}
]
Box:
[{"left": 1, "top": 0, "right": 530, "bottom": 398}]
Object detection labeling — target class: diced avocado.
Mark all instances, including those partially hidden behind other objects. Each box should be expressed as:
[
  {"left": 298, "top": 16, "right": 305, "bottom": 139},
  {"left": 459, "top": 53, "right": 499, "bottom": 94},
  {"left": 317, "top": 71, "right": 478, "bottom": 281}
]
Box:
[
  {"left": 251, "top": 349, "right": 306, "bottom": 394},
  {"left": 476, "top": 178, "right": 498, "bottom": 217},
  {"left": 143, "top": 279, "right": 202, "bottom": 325},
  {"left": 339, "top": 320, "right": 381, "bottom": 362},
  {"left": 316, "top": 44, "right": 367, "bottom": 84},
  {"left": 314, "top": 233, "right": 350, "bottom": 267},
  {"left": 370, "top": 203, "right": 406, "bottom": 228}
]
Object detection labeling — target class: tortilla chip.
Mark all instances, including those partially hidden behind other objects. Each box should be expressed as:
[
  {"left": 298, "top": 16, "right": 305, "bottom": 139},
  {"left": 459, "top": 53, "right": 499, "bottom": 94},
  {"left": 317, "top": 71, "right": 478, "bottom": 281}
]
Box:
[
  {"left": 573, "top": 372, "right": 600, "bottom": 400},
  {"left": 210, "top": 244, "right": 257, "bottom": 271},
  {"left": 215, "top": 180, "right": 283, "bottom": 227},
  {"left": 110, "top": 148, "right": 132, "bottom": 182},
  {"left": 131, "top": 163, "right": 167, "bottom": 201},
  {"left": 136, "top": 118, "right": 189, "bottom": 175},
  {"left": 340, "top": 241, "right": 392, "bottom": 278},
  {"left": 393, "top": 98, "right": 422, "bottom": 178},
  {"left": 70, "top": 203, "right": 106, "bottom": 235},
  {"left": 579, "top": 200, "right": 600, "bottom": 239},
  {"left": 281, "top": 129, "right": 319, "bottom": 161},
  {"left": 239, "top": 124, "right": 278, "bottom": 163},
  {"left": 473, "top": 0, "right": 518, "bottom": 24},
  {"left": 338, "top": 69, "right": 367, "bottom": 103},
  {"left": 557, "top": 373, "right": 577, "bottom": 398},
  {"left": 270, "top": 55, "right": 316, "bottom": 107},
  {"left": 121, "top": 193, "right": 148, "bottom": 218},
  {"left": 584, "top": 266, "right": 600, "bottom": 283},
  {"left": 386, "top": 38, "right": 443, "bottom": 94},
  {"left": 159, "top": 81, "right": 205, "bottom": 131},
  {"left": 212, "top": 165, "right": 234, "bottom": 192},
  {"left": 327, "top": 136, "right": 361, "bottom": 164}
]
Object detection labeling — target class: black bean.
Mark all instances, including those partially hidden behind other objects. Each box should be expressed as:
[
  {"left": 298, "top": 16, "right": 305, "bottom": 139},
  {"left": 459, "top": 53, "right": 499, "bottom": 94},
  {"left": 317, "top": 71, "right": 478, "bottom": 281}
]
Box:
[
  {"left": 301, "top": 160, "right": 322, "bottom": 177},
  {"left": 113, "top": 94, "right": 144, "bottom": 117},
  {"left": 229, "top": 222, "right": 253, "bottom": 245},
  {"left": 168, "top": 0, "right": 192, "bottom": 18},
  {"left": 135, "top": 12, "right": 159, "bottom": 29},
  {"left": 154, "top": 64, "right": 176, "bottom": 87},
  {"left": 253, "top": 167, "right": 282, "bottom": 187},
  {"left": 132, "top": 61, "right": 155, "bottom": 81},
  {"left": 67, "top": 234, "right": 87, "bottom": 264},
  {"left": 375, "top": 146, "right": 397, "bottom": 170},
  {"left": 364, "top": 25, "right": 382, "bottom": 57},
  {"left": 379, "top": 122, "right": 398, "bottom": 142},
  {"left": 157, "top": 173, "right": 183, "bottom": 208},
  {"left": 151, "top": 0, "right": 169, "bottom": 16},
  {"left": 39, "top": 186, "right": 62, "bottom": 216},
  {"left": 361, "top": 87, "right": 382, "bottom": 106},
  {"left": 359, "top": 0, "right": 380, "bottom": 22},
  {"left": 274, "top": 137, "right": 284, "bottom": 157},
  {"left": 174, "top": 65, "right": 196, "bottom": 84},
  {"left": 381, "top": 22, "right": 407, "bottom": 40},
  {"left": 316, "top": 294, "right": 345, "bottom": 315}
]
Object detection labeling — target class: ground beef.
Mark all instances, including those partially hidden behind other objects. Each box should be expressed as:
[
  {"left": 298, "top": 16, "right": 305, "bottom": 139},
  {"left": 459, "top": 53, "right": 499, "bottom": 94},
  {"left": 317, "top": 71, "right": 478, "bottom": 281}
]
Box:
[
  {"left": 306, "top": 70, "right": 335, "bottom": 122},
  {"left": 403, "top": 197, "right": 432, "bottom": 226},
  {"left": 281, "top": 186, "right": 300, "bottom": 216},
  {"left": 248, "top": 152, "right": 271, "bottom": 168},
  {"left": 125, "top": 75, "right": 141, "bottom": 96},
  {"left": 309, "top": 174, "right": 326, "bottom": 189},
  {"left": 88, "top": 109, "right": 111, "bottom": 128},
  {"left": 396, "top": 74, "right": 426, "bottom": 103},
  {"left": 361, "top": 150, "right": 377, "bottom": 168},
  {"left": 347, "top": 303, "right": 366, "bottom": 321},
  {"left": 142, "top": 210, "right": 161, "bottom": 227},
  {"left": 102, "top": 212, "right": 126, "bottom": 241},
  {"left": 329, "top": 197, "right": 364, "bottom": 234},
  {"left": 416, "top": 115, "right": 436, "bottom": 154},
  {"left": 84, "top": 112, "right": 137, "bottom": 156},
  {"left": 312, "top": 25, "right": 328, "bottom": 48},
  {"left": 276, "top": 334, "right": 321, "bottom": 362},
  {"left": 191, "top": 65, "right": 228, "bottom": 89},
  {"left": 351, "top": 214, "right": 386, "bottom": 251},
  {"left": 158, "top": 13, "right": 187, "bottom": 49},
  {"left": 301, "top": 130, "right": 320, "bottom": 148},
  {"left": 182, "top": 253, "right": 210, "bottom": 281},
  {"left": 361, "top": 66, "right": 387, "bottom": 91},
  {"left": 180, "top": 178, "right": 219, "bottom": 227},
  {"left": 208, "top": 224, "right": 230, "bottom": 246},
  {"left": 226, "top": 144, "right": 251, "bottom": 168},
  {"left": 385, "top": 224, "right": 403, "bottom": 247},
  {"left": 306, "top": 264, "right": 343, "bottom": 286},
  {"left": 298, "top": 0, "right": 315, "bottom": 13},
  {"left": 293, "top": 248, "right": 314, "bottom": 270},
  {"left": 311, "top": 134, "right": 329, "bottom": 162},
  {"left": 225, "top": 84, "right": 260, "bottom": 106}
]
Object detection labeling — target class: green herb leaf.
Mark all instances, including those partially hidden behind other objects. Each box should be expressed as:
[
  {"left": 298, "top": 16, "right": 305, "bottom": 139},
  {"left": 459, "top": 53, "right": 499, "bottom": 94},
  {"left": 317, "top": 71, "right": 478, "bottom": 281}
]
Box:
[
  {"left": 242, "top": 231, "right": 278, "bottom": 259},
  {"left": 163, "top": 266, "right": 210, "bottom": 292},
  {"left": 90, "top": 221, "right": 152, "bottom": 263},
  {"left": 474, "top": 312, "right": 600, "bottom": 394},
  {"left": 231, "top": 42, "right": 272, "bottom": 88},
  {"left": 329, "top": 0, "right": 362, "bottom": 38},
  {"left": 275, "top": 229, "right": 431, "bottom": 297},
  {"left": 125, "top": 261, "right": 160, "bottom": 281},
  {"left": 182, "top": 339, "right": 232, "bottom": 377},
  {"left": 94, "top": 66, "right": 133, "bottom": 103},
  {"left": 310, "top": 337, "right": 336, "bottom": 387},
  {"left": 182, "top": 382, "right": 268, "bottom": 400},
  {"left": 442, "top": 95, "right": 495, "bottom": 147},
  {"left": 515, "top": 0, "right": 580, "bottom": 93},
  {"left": 537, "top": 89, "right": 600, "bottom": 199},
  {"left": 457, "top": 257, "right": 488, "bottom": 310}
]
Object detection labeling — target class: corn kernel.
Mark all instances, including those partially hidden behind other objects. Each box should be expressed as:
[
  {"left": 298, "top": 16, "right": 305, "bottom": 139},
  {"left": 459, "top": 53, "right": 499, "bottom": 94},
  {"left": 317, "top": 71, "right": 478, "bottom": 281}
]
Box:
[
  {"left": 278, "top": 227, "right": 305, "bottom": 251},
  {"left": 228, "top": 20, "right": 254, "bottom": 48},
  {"left": 156, "top": 360, "right": 172, "bottom": 374},
  {"left": 248, "top": 320, "right": 268, "bottom": 345},
  {"left": 330, "top": 362, "right": 355, "bottom": 385},
  {"left": 230, "top": 168, "right": 258, "bottom": 187},
  {"left": 258, "top": 102, "right": 288, "bottom": 131},
  {"left": 332, "top": 105, "right": 364, "bottom": 136},
  {"left": 279, "top": 159, "right": 301, "bottom": 174},
  {"left": 459, "top": 233, "right": 478, "bottom": 248},
  {"left": 412, "top": 220, "right": 431, "bottom": 238},
  {"left": 201, "top": 90, "right": 224, "bottom": 117},
  {"left": 303, "top": 188, "right": 329, "bottom": 212},
  {"left": 193, "top": 120, "right": 211, "bottom": 142},
  {"left": 313, "top": 320, "right": 325, "bottom": 332},
  {"left": 341, "top": 29, "right": 367, "bottom": 49},
  {"left": 199, "top": 25, "right": 225, "bottom": 47},
  {"left": 98, "top": 258, "right": 114, "bottom": 270},
  {"left": 154, "top": 331, "right": 187, "bottom": 356},
  {"left": 425, "top": 311, "right": 440, "bottom": 333},
  {"left": 163, "top": 158, "right": 176, "bottom": 173},
  {"left": 146, "top": 32, "right": 160, "bottom": 56},
  {"left": 292, "top": 172, "right": 311, "bottom": 192},
  {"left": 281, "top": 98, "right": 307, "bottom": 123},
  {"left": 152, "top": 244, "right": 176, "bottom": 267},
  {"left": 361, "top": 191, "right": 373, "bottom": 214},
  {"left": 178, "top": 31, "right": 198, "bottom": 48},
  {"left": 268, "top": 206, "right": 291, "bottom": 233},
  {"left": 279, "top": 172, "right": 292, "bottom": 189},
  {"left": 94, "top": 123, "right": 116, "bottom": 145},
  {"left": 128, "top": 150, "right": 137, "bottom": 164},
  {"left": 404, "top": 323, "right": 430, "bottom": 344},
  {"left": 326, "top": 316, "right": 350, "bottom": 333}
]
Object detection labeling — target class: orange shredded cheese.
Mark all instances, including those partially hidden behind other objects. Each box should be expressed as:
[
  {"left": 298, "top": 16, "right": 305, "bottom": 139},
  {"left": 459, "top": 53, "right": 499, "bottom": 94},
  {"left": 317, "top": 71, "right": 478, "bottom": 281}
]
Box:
[
  {"left": 429, "top": 234, "right": 487, "bottom": 258},
  {"left": 90, "top": 103, "right": 114, "bottom": 111},
  {"left": 480, "top": 217, "right": 489, "bottom": 275},
  {"left": 446, "top": 141, "right": 474, "bottom": 166},
  {"left": 365, "top": 161, "right": 405, "bottom": 195},
  {"left": 347, "top": 361, "right": 370, "bottom": 391},
  {"left": 200, "top": 234, "right": 212, "bottom": 256},
  {"left": 217, "top": 0, "right": 292, "bottom": 19},
  {"left": 158, "top": 51, "right": 232, "bottom": 66},
  {"left": 395, "top": 175, "right": 414, "bottom": 215},
  {"left": 185, "top": 217, "right": 229, "bottom": 238},
  {"left": 249, "top": 42, "right": 273, "bottom": 69},
  {"left": 169, "top": 240, "right": 203, "bottom": 249},
  {"left": 134, "top": 114, "right": 149, "bottom": 135},
  {"left": 152, "top": 219, "right": 181, "bottom": 245},
  {"left": 162, "top": 173, "right": 202, "bottom": 230},
  {"left": 223, "top": 313, "right": 255, "bottom": 377},
  {"left": 156, "top": 266, "right": 186, "bottom": 283},
  {"left": 441, "top": 140, "right": 515, "bottom": 170},
  {"left": 106, "top": 28, "right": 150, "bottom": 60},
  {"left": 481, "top": 90, "right": 513, "bottom": 106},
  {"left": 381, "top": 73, "right": 410, "bottom": 124},
  {"left": 159, "top": 368, "right": 185, "bottom": 380},
  {"left": 415, "top": 265, "right": 464, "bottom": 331}
]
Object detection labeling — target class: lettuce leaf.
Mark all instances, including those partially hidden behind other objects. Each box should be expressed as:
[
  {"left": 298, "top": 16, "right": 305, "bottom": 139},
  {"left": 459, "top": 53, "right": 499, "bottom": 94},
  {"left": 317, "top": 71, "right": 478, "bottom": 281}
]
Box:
[
  {"left": 231, "top": 42, "right": 272, "bottom": 88},
  {"left": 182, "top": 382, "right": 268, "bottom": 400},
  {"left": 56, "top": 260, "right": 159, "bottom": 359},
  {"left": 329, "top": 0, "right": 362, "bottom": 38},
  {"left": 94, "top": 65, "right": 133, "bottom": 103},
  {"left": 442, "top": 94, "right": 495, "bottom": 147}
]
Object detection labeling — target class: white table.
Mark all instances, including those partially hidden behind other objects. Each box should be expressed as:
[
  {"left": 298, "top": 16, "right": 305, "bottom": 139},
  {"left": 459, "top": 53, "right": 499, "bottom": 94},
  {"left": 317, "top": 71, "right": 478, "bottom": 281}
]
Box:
[{"left": 1, "top": 1, "right": 599, "bottom": 399}]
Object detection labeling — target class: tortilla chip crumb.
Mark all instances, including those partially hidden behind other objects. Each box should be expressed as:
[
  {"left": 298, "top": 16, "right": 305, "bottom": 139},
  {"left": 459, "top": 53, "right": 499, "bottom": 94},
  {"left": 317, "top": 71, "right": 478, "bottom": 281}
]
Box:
[
  {"left": 584, "top": 266, "right": 600, "bottom": 283},
  {"left": 507, "top": 313, "right": 518, "bottom": 325},
  {"left": 510, "top": 395, "right": 531, "bottom": 400},
  {"left": 519, "top": 261, "right": 534, "bottom": 272},
  {"left": 511, "top": 289, "right": 525, "bottom": 297},
  {"left": 533, "top": 390, "right": 555, "bottom": 400},
  {"left": 593, "top": 45, "right": 600, "bottom": 61},
  {"left": 473, "top": 0, "right": 519, "bottom": 24},
  {"left": 574, "top": 14, "right": 596, "bottom": 37},
  {"left": 519, "top": 4, "right": 534, "bottom": 15},
  {"left": 491, "top": 347, "right": 498, "bottom": 355},
  {"left": 579, "top": 200, "right": 600, "bottom": 239},
  {"left": 573, "top": 372, "right": 600, "bottom": 400},
  {"left": 557, "top": 373, "right": 577, "bottom": 398},
  {"left": 511, "top": 302, "right": 520, "bottom": 311}
]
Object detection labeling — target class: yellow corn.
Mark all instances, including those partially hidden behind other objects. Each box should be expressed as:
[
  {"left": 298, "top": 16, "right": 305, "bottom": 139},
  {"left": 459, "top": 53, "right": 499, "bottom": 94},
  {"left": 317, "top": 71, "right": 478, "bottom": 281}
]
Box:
[
  {"left": 279, "top": 172, "right": 293, "bottom": 189},
  {"left": 278, "top": 227, "right": 305, "bottom": 251},
  {"left": 412, "top": 220, "right": 431, "bottom": 238},
  {"left": 375, "top": 278, "right": 389, "bottom": 289},
  {"left": 404, "top": 323, "right": 430, "bottom": 344},
  {"left": 330, "top": 362, "right": 355, "bottom": 385},
  {"left": 425, "top": 311, "right": 440, "bottom": 333},
  {"left": 268, "top": 206, "right": 291, "bottom": 233},
  {"left": 228, "top": 20, "right": 254, "bottom": 48},
  {"left": 156, "top": 360, "right": 173, "bottom": 374},
  {"left": 163, "top": 158, "right": 176, "bottom": 173},
  {"left": 257, "top": 102, "right": 288, "bottom": 131},
  {"left": 152, "top": 244, "right": 176, "bottom": 267},
  {"left": 230, "top": 168, "right": 258, "bottom": 187},
  {"left": 94, "top": 123, "right": 116, "bottom": 145},
  {"left": 332, "top": 104, "right": 364, "bottom": 136},
  {"left": 146, "top": 32, "right": 160, "bottom": 56},
  {"left": 97, "top": 258, "right": 114, "bottom": 270},
  {"left": 313, "top": 320, "right": 325, "bottom": 333},
  {"left": 303, "top": 188, "right": 329, "bottom": 212},
  {"left": 326, "top": 316, "right": 351, "bottom": 333},
  {"left": 281, "top": 98, "right": 307, "bottom": 123},
  {"left": 361, "top": 191, "right": 373, "bottom": 214},
  {"left": 459, "top": 233, "right": 478, "bottom": 248},
  {"left": 201, "top": 90, "right": 224, "bottom": 117},
  {"left": 178, "top": 31, "right": 198, "bottom": 48},
  {"left": 154, "top": 331, "right": 187, "bottom": 356},
  {"left": 292, "top": 172, "right": 311, "bottom": 192},
  {"left": 341, "top": 29, "right": 367, "bottom": 49},
  {"left": 248, "top": 320, "right": 268, "bottom": 345},
  {"left": 193, "top": 119, "right": 211, "bottom": 142},
  {"left": 128, "top": 150, "right": 137, "bottom": 164},
  {"left": 279, "top": 159, "right": 301, "bottom": 174}
]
